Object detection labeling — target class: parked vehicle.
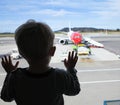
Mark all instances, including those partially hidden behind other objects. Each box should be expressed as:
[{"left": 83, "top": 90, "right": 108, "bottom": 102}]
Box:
[
  {"left": 10, "top": 48, "right": 22, "bottom": 59},
  {"left": 78, "top": 46, "right": 90, "bottom": 55}
]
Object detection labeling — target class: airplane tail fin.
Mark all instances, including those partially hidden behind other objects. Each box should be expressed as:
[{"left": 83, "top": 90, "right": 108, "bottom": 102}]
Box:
[{"left": 68, "top": 22, "right": 72, "bottom": 32}]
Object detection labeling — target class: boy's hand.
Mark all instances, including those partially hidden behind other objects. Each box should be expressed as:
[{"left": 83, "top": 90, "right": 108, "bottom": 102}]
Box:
[
  {"left": 1, "top": 56, "right": 19, "bottom": 73},
  {"left": 64, "top": 51, "right": 78, "bottom": 70}
]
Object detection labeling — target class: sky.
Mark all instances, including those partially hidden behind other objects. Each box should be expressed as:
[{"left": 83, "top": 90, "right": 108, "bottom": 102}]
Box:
[{"left": 0, "top": 0, "right": 120, "bottom": 32}]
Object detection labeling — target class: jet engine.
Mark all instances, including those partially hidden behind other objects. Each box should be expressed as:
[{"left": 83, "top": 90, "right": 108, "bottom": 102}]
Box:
[{"left": 59, "top": 39, "right": 68, "bottom": 45}]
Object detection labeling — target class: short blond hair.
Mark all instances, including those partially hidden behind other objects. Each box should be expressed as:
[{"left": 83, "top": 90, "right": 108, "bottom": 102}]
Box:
[{"left": 15, "top": 20, "right": 55, "bottom": 60}]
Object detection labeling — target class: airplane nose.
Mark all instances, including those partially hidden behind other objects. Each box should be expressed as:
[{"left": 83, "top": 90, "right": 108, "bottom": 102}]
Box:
[{"left": 71, "top": 32, "right": 82, "bottom": 44}]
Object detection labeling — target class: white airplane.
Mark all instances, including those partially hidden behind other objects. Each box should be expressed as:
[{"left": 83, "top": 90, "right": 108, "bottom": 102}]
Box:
[
  {"left": 57, "top": 26, "right": 104, "bottom": 48},
  {"left": 58, "top": 25, "right": 83, "bottom": 45}
]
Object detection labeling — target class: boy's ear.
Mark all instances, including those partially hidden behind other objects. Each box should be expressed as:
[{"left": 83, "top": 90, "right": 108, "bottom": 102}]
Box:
[{"left": 49, "top": 46, "right": 56, "bottom": 56}]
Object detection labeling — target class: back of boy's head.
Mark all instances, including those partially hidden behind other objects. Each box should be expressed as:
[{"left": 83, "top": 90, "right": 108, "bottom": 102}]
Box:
[{"left": 15, "top": 19, "right": 55, "bottom": 61}]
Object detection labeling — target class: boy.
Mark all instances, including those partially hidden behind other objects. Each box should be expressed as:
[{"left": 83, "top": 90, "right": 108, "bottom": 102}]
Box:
[{"left": 1, "top": 20, "right": 80, "bottom": 105}]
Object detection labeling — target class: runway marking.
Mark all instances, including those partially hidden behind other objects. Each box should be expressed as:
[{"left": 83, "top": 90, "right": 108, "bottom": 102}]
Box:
[
  {"left": 78, "top": 68, "right": 120, "bottom": 72},
  {"left": 81, "top": 79, "right": 120, "bottom": 84}
]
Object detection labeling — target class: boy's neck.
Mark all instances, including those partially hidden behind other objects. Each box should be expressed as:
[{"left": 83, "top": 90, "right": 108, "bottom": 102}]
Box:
[
  {"left": 27, "top": 57, "right": 51, "bottom": 74},
  {"left": 28, "top": 65, "right": 50, "bottom": 74}
]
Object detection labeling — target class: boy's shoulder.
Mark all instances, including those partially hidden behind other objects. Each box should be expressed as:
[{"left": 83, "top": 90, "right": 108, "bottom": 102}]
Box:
[
  {"left": 10, "top": 68, "right": 27, "bottom": 78},
  {"left": 54, "top": 68, "right": 69, "bottom": 78},
  {"left": 11, "top": 68, "right": 26, "bottom": 74},
  {"left": 54, "top": 68, "right": 66, "bottom": 73}
]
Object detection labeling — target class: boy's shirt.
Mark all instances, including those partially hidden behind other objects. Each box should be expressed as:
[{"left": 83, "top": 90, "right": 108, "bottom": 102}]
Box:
[{"left": 1, "top": 68, "right": 80, "bottom": 105}]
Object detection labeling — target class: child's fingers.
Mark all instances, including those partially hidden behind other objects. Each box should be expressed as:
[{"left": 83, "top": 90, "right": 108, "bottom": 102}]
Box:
[
  {"left": 74, "top": 51, "right": 78, "bottom": 56},
  {"left": 64, "top": 58, "right": 66, "bottom": 65},
  {"left": 71, "top": 51, "right": 74, "bottom": 58},
  {"left": 4, "top": 56, "right": 8, "bottom": 62},
  {"left": 1, "top": 57, "right": 4, "bottom": 63},
  {"left": 64, "top": 58, "right": 69, "bottom": 68},
  {"left": 75, "top": 56, "right": 78, "bottom": 62},
  {"left": 14, "top": 61, "right": 19, "bottom": 69},
  {"left": 8, "top": 55, "right": 12, "bottom": 64},
  {"left": 1, "top": 58, "right": 5, "bottom": 67},
  {"left": 1, "top": 56, "right": 7, "bottom": 65},
  {"left": 75, "top": 52, "right": 78, "bottom": 60},
  {"left": 71, "top": 51, "right": 77, "bottom": 60},
  {"left": 68, "top": 52, "right": 71, "bottom": 61}
]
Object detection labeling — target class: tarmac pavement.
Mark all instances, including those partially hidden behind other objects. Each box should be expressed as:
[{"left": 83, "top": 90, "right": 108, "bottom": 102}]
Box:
[{"left": 0, "top": 35, "right": 120, "bottom": 105}]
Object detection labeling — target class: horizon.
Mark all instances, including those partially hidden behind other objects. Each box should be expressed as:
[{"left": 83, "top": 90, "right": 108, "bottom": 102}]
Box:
[
  {"left": 0, "top": 0, "right": 120, "bottom": 32},
  {"left": 0, "top": 26, "right": 118, "bottom": 33}
]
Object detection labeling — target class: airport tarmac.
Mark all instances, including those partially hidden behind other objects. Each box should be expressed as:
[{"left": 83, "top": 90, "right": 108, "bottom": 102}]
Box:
[{"left": 0, "top": 35, "right": 120, "bottom": 105}]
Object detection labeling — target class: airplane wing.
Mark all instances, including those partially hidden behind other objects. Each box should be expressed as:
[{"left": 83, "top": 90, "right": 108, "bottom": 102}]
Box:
[
  {"left": 83, "top": 37, "right": 104, "bottom": 48},
  {"left": 55, "top": 36, "right": 73, "bottom": 45}
]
